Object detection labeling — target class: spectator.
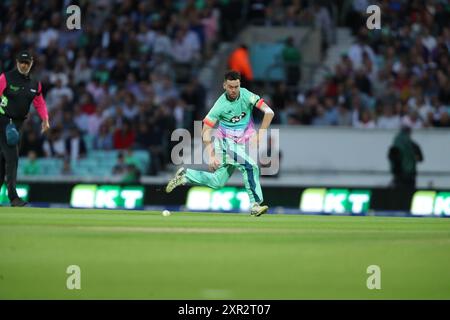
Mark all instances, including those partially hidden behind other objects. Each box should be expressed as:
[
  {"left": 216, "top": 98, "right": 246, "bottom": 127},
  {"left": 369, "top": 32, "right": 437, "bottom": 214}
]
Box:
[
  {"left": 86, "top": 78, "right": 107, "bottom": 104},
  {"left": 43, "top": 128, "right": 66, "bottom": 158},
  {"left": 122, "top": 92, "right": 139, "bottom": 121},
  {"left": 134, "top": 122, "right": 152, "bottom": 150},
  {"left": 153, "top": 75, "right": 179, "bottom": 105},
  {"left": 312, "top": 105, "right": 328, "bottom": 126},
  {"left": 23, "top": 151, "right": 41, "bottom": 175},
  {"left": 45, "top": 78, "right": 73, "bottom": 111},
  {"left": 401, "top": 110, "right": 424, "bottom": 129},
  {"left": 336, "top": 103, "right": 353, "bottom": 126},
  {"left": 347, "top": 32, "right": 377, "bottom": 71},
  {"left": 112, "top": 152, "right": 127, "bottom": 175},
  {"left": 93, "top": 122, "right": 113, "bottom": 150},
  {"left": 377, "top": 105, "right": 401, "bottom": 129},
  {"left": 282, "top": 37, "right": 302, "bottom": 87},
  {"left": 265, "top": 0, "right": 286, "bottom": 26},
  {"left": 49, "top": 63, "right": 69, "bottom": 87},
  {"left": 87, "top": 106, "right": 105, "bottom": 136},
  {"left": 152, "top": 23, "right": 172, "bottom": 59},
  {"left": 354, "top": 109, "right": 376, "bottom": 129},
  {"left": 65, "top": 127, "right": 87, "bottom": 162},
  {"left": 79, "top": 92, "right": 97, "bottom": 115},
  {"left": 20, "top": 129, "right": 45, "bottom": 158},
  {"left": 201, "top": 4, "right": 220, "bottom": 58},
  {"left": 134, "top": 120, "right": 161, "bottom": 176},
  {"left": 73, "top": 57, "right": 92, "bottom": 85},
  {"left": 113, "top": 120, "right": 135, "bottom": 150},
  {"left": 180, "top": 78, "right": 206, "bottom": 121},
  {"left": 323, "top": 96, "right": 339, "bottom": 125},
  {"left": 228, "top": 44, "right": 253, "bottom": 89},
  {"left": 171, "top": 22, "right": 201, "bottom": 83},
  {"left": 313, "top": 2, "right": 333, "bottom": 55},
  {"left": 37, "top": 20, "right": 59, "bottom": 51},
  {"left": 72, "top": 104, "right": 89, "bottom": 133},
  {"left": 124, "top": 148, "right": 139, "bottom": 168},
  {"left": 121, "top": 164, "right": 141, "bottom": 183}
]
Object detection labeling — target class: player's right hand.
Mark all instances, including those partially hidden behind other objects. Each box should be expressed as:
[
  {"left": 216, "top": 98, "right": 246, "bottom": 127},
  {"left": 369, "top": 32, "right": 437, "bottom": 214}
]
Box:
[
  {"left": 41, "top": 118, "right": 50, "bottom": 133},
  {"left": 208, "top": 155, "right": 220, "bottom": 171}
]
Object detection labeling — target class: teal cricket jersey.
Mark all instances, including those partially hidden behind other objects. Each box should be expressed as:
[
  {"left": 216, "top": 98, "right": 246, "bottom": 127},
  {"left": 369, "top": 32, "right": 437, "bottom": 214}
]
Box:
[{"left": 203, "top": 88, "right": 264, "bottom": 143}]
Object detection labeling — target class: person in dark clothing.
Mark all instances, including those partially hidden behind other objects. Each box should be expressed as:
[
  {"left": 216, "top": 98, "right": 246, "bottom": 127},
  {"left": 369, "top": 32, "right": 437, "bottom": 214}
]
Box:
[
  {"left": 65, "top": 126, "right": 87, "bottom": 161},
  {"left": 0, "top": 51, "right": 50, "bottom": 206},
  {"left": 282, "top": 37, "right": 302, "bottom": 87},
  {"left": 180, "top": 78, "right": 206, "bottom": 122},
  {"left": 228, "top": 44, "right": 254, "bottom": 90},
  {"left": 112, "top": 151, "right": 127, "bottom": 175},
  {"left": 19, "top": 129, "right": 45, "bottom": 158},
  {"left": 388, "top": 126, "right": 424, "bottom": 189}
]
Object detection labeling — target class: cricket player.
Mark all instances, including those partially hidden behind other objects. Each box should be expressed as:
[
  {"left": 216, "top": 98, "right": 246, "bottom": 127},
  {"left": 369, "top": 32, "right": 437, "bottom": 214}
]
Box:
[{"left": 166, "top": 71, "right": 274, "bottom": 216}]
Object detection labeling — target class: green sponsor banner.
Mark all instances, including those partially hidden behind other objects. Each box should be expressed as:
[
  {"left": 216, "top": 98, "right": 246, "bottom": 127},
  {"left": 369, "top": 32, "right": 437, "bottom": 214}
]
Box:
[
  {"left": 70, "top": 184, "right": 144, "bottom": 209},
  {"left": 186, "top": 186, "right": 250, "bottom": 211},
  {"left": 300, "top": 188, "right": 371, "bottom": 214},
  {"left": 120, "top": 186, "right": 144, "bottom": 209},
  {"left": 95, "top": 185, "right": 121, "bottom": 209},
  {"left": 324, "top": 189, "right": 349, "bottom": 213},
  {"left": 0, "top": 184, "right": 29, "bottom": 204},
  {"left": 411, "top": 191, "right": 450, "bottom": 216},
  {"left": 348, "top": 190, "right": 371, "bottom": 213}
]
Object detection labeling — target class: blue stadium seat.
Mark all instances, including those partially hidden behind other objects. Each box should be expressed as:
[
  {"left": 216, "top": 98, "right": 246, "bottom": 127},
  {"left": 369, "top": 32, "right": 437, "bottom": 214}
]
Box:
[
  {"left": 83, "top": 134, "right": 95, "bottom": 151},
  {"left": 39, "top": 158, "right": 64, "bottom": 175}
]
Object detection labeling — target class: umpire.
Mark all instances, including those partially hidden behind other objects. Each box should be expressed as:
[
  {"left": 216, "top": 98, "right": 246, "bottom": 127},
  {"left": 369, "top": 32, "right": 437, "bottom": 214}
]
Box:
[{"left": 0, "top": 51, "right": 50, "bottom": 206}]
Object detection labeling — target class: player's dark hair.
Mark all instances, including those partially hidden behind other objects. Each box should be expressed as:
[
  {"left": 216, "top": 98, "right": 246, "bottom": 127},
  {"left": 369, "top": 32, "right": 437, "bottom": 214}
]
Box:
[{"left": 224, "top": 70, "right": 241, "bottom": 81}]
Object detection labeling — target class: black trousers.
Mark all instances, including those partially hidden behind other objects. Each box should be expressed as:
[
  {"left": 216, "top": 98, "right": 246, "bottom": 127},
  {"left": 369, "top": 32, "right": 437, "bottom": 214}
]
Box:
[{"left": 0, "top": 116, "right": 21, "bottom": 201}]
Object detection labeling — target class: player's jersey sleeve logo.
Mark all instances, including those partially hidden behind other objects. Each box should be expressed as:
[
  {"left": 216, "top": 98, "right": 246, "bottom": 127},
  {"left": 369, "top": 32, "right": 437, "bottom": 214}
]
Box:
[{"left": 230, "top": 112, "right": 246, "bottom": 123}]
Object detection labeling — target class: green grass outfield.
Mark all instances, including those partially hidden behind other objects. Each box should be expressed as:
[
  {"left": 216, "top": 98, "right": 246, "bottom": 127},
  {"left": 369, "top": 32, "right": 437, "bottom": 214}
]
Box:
[{"left": 0, "top": 207, "right": 449, "bottom": 299}]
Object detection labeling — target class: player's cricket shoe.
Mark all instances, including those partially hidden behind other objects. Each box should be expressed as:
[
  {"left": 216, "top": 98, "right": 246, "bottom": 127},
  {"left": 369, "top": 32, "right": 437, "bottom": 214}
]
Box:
[
  {"left": 165, "top": 167, "right": 186, "bottom": 193},
  {"left": 250, "top": 203, "right": 269, "bottom": 217},
  {"left": 10, "top": 197, "right": 28, "bottom": 207}
]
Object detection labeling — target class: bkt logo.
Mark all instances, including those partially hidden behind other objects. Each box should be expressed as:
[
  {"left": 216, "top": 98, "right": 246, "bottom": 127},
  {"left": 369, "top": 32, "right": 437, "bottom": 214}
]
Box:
[
  {"left": 230, "top": 112, "right": 246, "bottom": 123},
  {"left": 300, "top": 188, "right": 371, "bottom": 214},
  {"left": 70, "top": 184, "right": 144, "bottom": 209},
  {"left": 411, "top": 191, "right": 450, "bottom": 216}
]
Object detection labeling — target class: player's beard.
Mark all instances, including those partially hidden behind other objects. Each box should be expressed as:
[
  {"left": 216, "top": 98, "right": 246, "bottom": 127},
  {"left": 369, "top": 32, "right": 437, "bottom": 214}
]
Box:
[{"left": 228, "top": 91, "right": 238, "bottom": 100}]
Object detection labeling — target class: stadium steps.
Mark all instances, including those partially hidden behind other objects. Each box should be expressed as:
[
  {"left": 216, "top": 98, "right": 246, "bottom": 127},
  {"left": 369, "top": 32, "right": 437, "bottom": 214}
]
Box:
[{"left": 312, "top": 27, "right": 355, "bottom": 87}]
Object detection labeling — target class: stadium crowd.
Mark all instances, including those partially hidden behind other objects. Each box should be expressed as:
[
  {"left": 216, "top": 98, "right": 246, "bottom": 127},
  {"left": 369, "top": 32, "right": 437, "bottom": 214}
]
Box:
[
  {"left": 1, "top": 0, "right": 227, "bottom": 175},
  {"left": 266, "top": 0, "right": 450, "bottom": 129},
  {"left": 0, "top": 0, "right": 449, "bottom": 176}
]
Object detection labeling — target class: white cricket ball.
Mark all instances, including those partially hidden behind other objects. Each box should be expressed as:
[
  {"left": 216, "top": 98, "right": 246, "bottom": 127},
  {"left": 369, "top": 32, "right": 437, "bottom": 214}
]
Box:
[{"left": 162, "top": 210, "right": 171, "bottom": 217}]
